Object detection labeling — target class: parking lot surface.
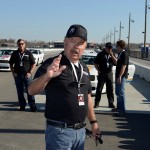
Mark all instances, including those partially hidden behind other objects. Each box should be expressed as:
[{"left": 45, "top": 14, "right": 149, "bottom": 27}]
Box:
[{"left": 0, "top": 52, "right": 150, "bottom": 150}]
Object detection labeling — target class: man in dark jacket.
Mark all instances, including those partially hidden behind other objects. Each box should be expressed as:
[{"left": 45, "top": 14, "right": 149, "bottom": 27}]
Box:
[
  {"left": 94, "top": 42, "right": 117, "bottom": 108},
  {"left": 9, "top": 39, "right": 37, "bottom": 112}
]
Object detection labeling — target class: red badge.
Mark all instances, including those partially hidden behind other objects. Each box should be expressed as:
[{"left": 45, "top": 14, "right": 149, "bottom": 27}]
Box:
[{"left": 78, "top": 94, "right": 85, "bottom": 106}]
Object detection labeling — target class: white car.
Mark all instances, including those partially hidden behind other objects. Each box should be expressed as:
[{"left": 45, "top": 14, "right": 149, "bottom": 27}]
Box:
[
  {"left": 81, "top": 50, "right": 106, "bottom": 95},
  {"left": 112, "top": 63, "right": 136, "bottom": 83},
  {"left": 81, "top": 50, "right": 136, "bottom": 95},
  {"left": 0, "top": 49, "right": 16, "bottom": 71},
  {"left": 29, "top": 49, "right": 44, "bottom": 66}
]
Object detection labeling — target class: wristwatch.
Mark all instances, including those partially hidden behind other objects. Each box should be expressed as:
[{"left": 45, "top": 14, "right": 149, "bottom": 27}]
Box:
[{"left": 90, "top": 120, "right": 98, "bottom": 124}]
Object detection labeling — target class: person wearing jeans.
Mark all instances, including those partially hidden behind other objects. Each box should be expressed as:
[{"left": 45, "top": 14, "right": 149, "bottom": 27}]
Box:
[
  {"left": 115, "top": 77, "right": 126, "bottom": 113},
  {"left": 28, "top": 24, "right": 101, "bottom": 150},
  {"left": 9, "top": 39, "right": 37, "bottom": 112},
  {"left": 114, "top": 40, "right": 129, "bottom": 115},
  {"left": 45, "top": 122, "right": 85, "bottom": 150},
  {"left": 14, "top": 74, "right": 35, "bottom": 109}
]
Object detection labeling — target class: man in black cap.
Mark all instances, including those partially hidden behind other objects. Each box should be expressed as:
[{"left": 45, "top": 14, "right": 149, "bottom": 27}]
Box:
[
  {"left": 94, "top": 42, "right": 117, "bottom": 108},
  {"left": 28, "top": 24, "right": 101, "bottom": 150}
]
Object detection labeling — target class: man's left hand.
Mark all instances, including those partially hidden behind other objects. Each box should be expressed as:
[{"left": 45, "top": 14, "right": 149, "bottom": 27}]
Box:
[
  {"left": 26, "top": 73, "right": 32, "bottom": 78},
  {"left": 91, "top": 123, "right": 101, "bottom": 139}
]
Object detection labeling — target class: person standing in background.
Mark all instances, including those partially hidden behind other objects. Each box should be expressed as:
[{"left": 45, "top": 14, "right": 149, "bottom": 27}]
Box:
[
  {"left": 94, "top": 42, "right": 117, "bottom": 108},
  {"left": 113, "top": 40, "right": 129, "bottom": 115},
  {"left": 9, "top": 39, "right": 37, "bottom": 112}
]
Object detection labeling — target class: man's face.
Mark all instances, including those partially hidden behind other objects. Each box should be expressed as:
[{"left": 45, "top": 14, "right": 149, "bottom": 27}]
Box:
[
  {"left": 18, "top": 40, "right": 26, "bottom": 52},
  {"left": 105, "top": 47, "right": 112, "bottom": 53},
  {"left": 64, "top": 37, "right": 87, "bottom": 63},
  {"left": 116, "top": 45, "right": 121, "bottom": 53}
]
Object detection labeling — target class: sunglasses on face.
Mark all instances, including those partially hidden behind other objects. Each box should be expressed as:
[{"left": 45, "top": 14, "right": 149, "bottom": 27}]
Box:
[{"left": 18, "top": 43, "right": 24, "bottom": 46}]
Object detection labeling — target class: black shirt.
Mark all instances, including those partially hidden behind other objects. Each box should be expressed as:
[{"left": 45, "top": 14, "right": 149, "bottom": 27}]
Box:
[
  {"left": 9, "top": 49, "right": 35, "bottom": 75},
  {"left": 116, "top": 50, "right": 129, "bottom": 78},
  {"left": 34, "top": 52, "right": 92, "bottom": 124},
  {"left": 94, "top": 50, "right": 115, "bottom": 73}
]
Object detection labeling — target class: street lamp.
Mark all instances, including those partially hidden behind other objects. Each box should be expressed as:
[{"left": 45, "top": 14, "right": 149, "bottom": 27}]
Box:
[
  {"left": 102, "top": 37, "right": 106, "bottom": 44},
  {"left": 128, "top": 13, "right": 134, "bottom": 51},
  {"left": 119, "top": 21, "right": 124, "bottom": 40},
  {"left": 106, "top": 33, "right": 110, "bottom": 43},
  {"left": 105, "top": 34, "right": 108, "bottom": 43},
  {"left": 143, "top": 0, "right": 150, "bottom": 58},
  {"left": 114, "top": 27, "right": 118, "bottom": 45},
  {"left": 110, "top": 30, "right": 113, "bottom": 43}
]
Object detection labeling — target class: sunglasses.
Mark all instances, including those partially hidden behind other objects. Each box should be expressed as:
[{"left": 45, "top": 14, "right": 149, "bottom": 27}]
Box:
[{"left": 18, "top": 43, "right": 24, "bottom": 46}]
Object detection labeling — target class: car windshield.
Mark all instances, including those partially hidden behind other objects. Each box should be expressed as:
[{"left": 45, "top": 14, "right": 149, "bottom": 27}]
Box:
[
  {"left": 0, "top": 50, "right": 14, "bottom": 55},
  {"left": 30, "top": 50, "right": 38, "bottom": 54},
  {"left": 81, "top": 55, "right": 96, "bottom": 65}
]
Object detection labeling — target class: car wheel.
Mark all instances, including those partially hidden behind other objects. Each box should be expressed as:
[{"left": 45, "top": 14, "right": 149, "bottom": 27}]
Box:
[
  {"left": 41, "top": 59, "right": 44, "bottom": 64},
  {"left": 36, "top": 59, "right": 39, "bottom": 66}
]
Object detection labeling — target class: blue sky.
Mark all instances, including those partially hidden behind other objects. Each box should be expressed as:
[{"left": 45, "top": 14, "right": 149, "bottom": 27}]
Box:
[{"left": 0, "top": 0, "right": 150, "bottom": 44}]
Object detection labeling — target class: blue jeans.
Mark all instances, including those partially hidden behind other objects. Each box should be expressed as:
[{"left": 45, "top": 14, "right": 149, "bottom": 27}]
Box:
[
  {"left": 14, "top": 74, "right": 35, "bottom": 107},
  {"left": 115, "top": 77, "right": 126, "bottom": 113},
  {"left": 45, "top": 123, "right": 85, "bottom": 150}
]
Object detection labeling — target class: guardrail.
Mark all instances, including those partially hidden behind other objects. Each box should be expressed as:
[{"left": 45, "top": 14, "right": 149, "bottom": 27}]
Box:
[
  {"left": 129, "top": 50, "right": 150, "bottom": 60},
  {"left": 129, "top": 50, "right": 150, "bottom": 82},
  {"left": 132, "top": 63, "right": 150, "bottom": 82}
]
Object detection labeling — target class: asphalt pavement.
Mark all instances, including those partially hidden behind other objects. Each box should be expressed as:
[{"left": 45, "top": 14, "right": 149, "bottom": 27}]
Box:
[{"left": 0, "top": 54, "right": 150, "bottom": 149}]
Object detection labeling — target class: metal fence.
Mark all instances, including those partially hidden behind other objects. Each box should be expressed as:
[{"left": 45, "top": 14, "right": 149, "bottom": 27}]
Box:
[{"left": 129, "top": 49, "right": 150, "bottom": 60}]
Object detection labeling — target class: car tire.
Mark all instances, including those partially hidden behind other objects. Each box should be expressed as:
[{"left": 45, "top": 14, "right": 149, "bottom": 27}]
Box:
[
  {"left": 41, "top": 59, "right": 44, "bottom": 64},
  {"left": 36, "top": 59, "right": 39, "bottom": 66}
]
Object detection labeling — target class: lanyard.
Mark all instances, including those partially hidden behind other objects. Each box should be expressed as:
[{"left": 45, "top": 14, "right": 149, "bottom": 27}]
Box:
[
  {"left": 19, "top": 52, "right": 25, "bottom": 62},
  {"left": 105, "top": 54, "right": 110, "bottom": 63},
  {"left": 70, "top": 62, "right": 83, "bottom": 89},
  {"left": 117, "top": 50, "right": 125, "bottom": 60}
]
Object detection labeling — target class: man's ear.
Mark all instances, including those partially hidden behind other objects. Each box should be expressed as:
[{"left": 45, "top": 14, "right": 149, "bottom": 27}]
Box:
[{"left": 85, "top": 41, "right": 87, "bottom": 48}]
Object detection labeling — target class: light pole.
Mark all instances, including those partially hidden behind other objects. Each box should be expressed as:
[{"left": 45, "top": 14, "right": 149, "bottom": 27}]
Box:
[
  {"left": 143, "top": 0, "right": 150, "bottom": 58},
  {"left": 106, "top": 34, "right": 108, "bottom": 43},
  {"left": 106, "top": 33, "right": 110, "bottom": 43},
  {"left": 119, "top": 21, "right": 124, "bottom": 40},
  {"left": 128, "top": 13, "right": 134, "bottom": 51},
  {"left": 143, "top": 0, "right": 147, "bottom": 58},
  {"left": 102, "top": 37, "right": 105, "bottom": 44},
  {"left": 110, "top": 30, "right": 113, "bottom": 43},
  {"left": 114, "top": 27, "right": 118, "bottom": 45}
]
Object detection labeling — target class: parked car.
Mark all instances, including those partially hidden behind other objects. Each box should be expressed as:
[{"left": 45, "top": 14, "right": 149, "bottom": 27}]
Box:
[
  {"left": 29, "top": 49, "right": 44, "bottom": 66},
  {"left": 81, "top": 50, "right": 135, "bottom": 95},
  {"left": 0, "top": 49, "right": 16, "bottom": 71},
  {"left": 112, "top": 63, "right": 135, "bottom": 83},
  {"left": 81, "top": 50, "right": 106, "bottom": 95}
]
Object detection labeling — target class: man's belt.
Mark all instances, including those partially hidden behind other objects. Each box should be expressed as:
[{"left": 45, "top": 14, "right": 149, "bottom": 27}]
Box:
[{"left": 47, "top": 120, "right": 86, "bottom": 129}]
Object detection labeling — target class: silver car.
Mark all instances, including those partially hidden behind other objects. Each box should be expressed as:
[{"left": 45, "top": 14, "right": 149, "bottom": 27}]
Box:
[{"left": 0, "top": 49, "right": 16, "bottom": 71}]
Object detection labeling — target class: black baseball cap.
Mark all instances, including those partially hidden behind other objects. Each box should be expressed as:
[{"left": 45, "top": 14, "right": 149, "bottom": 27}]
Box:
[
  {"left": 66, "top": 24, "right": 87, "bottom": 41},
  {"left": 105, "top": 42, "right": 113, "bottom": 49}
]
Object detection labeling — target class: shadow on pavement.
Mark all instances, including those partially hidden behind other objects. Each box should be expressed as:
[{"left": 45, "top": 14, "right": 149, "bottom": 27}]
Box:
[
  {"left": 0, "top": 101, "right": 18, "bottom": 111},
  {"left": 112, "top": 113, "right": 150, "bottom": 150},
  {"left": 0, "top": 129, "right": 45, "bottom": 134},
  {"left": 89, "top": 112, "right": 150, "bottom": 150},
  {"left": 0, "top": 101, "right": 45, "bottom": 112}
]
